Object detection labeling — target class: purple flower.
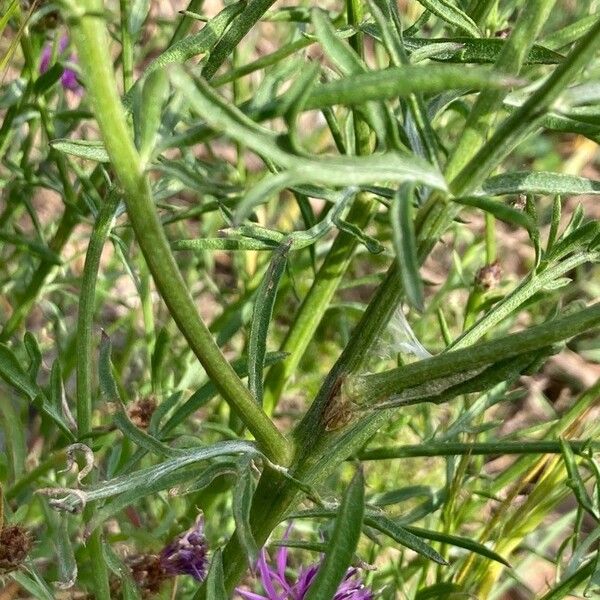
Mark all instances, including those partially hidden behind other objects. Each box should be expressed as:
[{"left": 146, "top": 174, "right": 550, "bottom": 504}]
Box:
[
  {"left": 237, "top": 545, "right": 374, "bottom": 600},
  {"left": 39, "top": 35, "right": 81, "bottom": 93},
  {"left": 159, "top": 515, "right": 208, "bottom": 582}
]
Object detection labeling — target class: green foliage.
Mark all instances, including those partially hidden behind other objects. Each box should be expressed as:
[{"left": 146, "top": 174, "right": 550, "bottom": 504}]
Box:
[{"left": 1, "top": 1, "right": 600, "bottom": 599}]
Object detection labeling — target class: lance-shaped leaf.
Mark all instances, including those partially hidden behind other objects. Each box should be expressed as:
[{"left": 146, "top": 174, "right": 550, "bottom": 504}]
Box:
[
  {"left": 40, "top": 440, "right": 261, "bottom": 515},
  {"left": 233, "top": 464, "right": 259, "bottom": 566},
  {"left": 361, "top": 29, "right": 563, "bottom": 64},
  {"left": 205, "top": 550, "right": 228, "bottom": 600},
  {"left": 391, "top": 183, "right": 424, "bottom": 312},
  {"left": 364, "top": 513, "right": 447, "bottom": 564},
  {"left": 0, "top": 344, "right": 74, "bottom": 440},
  {"left": 248, "top": 242, "right": 290, "bottom": 404},
  {"left": 478, "top": 171, "right": 600, "bottom": 197},
  {"left": 49, "top": 139, "right": 110, "bottom": 162},
  {"left": 351, "top": 303, "right": 600, "bottom": 406},
  {"left": 304, "top": 469, "right": 366, "bottom": 600},
  {"left": 415, "top": 0, "right": 481, "bottom": 37},
  {"left": 403, "top": 525, "right": 510, "bottom": 566}
]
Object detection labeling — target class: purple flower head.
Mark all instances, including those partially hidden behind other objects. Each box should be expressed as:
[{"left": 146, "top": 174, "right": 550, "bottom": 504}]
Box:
[
  {"left": 237, "top": 543, "right": 374, "bottom": 600},
  {"left": 39, "top": 35, "right": 81, "bottom": 93},
  {"left": 159, "top": 514, "right": 208, "bottom": 582}
]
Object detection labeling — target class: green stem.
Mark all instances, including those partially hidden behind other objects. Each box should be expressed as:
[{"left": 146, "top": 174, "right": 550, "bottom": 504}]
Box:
[
  {"left": 262, "top": 0, "right": 375, "bottom": 413},
  {"left": 119, "top": 0, "right": 134, "bottom": 92},
  {"left": 358, "top": 302, "right": 600, "bottom": 401},
  {"left": 262, "top": 195, "right": 375, "bottom": 413},
  {"left": 64, "top": 0, "right": 290, "bottom": 465},
  {"left": 445, "top": 0, "right": 558, "bottom": 183},
  {"left": 450, "top": 251, "right": 597, "bottom": 350},
  {"left": 484, "top": 213, "right": 496, "bottom": 264},
  {"left": 359, "top": 439, "right": 600, "bottom": 460}
]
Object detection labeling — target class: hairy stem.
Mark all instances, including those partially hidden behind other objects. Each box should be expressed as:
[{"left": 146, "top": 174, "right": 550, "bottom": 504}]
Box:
[{"left": 64, "top": 0, "right": 290, "bottom": 465}]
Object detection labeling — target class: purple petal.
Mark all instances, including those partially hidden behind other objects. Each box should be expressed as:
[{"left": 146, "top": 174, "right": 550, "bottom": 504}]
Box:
[
  {"left": 237, "top": 591, "right": 270, "bottom": 600},
  {"left": 58, "top": 35, "right": 69, "bottom": 53},
  {"left": 60, "top": 68, "right": 80, "bottom": 92},
  {"left": 159, "top": 515, "right": 208, "bottom": 582},
  {"left": 39, "top": 45, "right": 51, "bottom": 74},
  {"left": 257, "top": 551, "right": 279, "bottom": 599}
]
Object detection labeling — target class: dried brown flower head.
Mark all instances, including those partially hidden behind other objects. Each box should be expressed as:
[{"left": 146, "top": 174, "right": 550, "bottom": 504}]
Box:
[
  {"left": 128, "top": 554, "right": 168, "bottom": 597},
  {"left": 128, "top": 396, "right": 157, "bottom": 430},
  {"left": 0, "top": 525, "right": 33, "bottom": 574}
]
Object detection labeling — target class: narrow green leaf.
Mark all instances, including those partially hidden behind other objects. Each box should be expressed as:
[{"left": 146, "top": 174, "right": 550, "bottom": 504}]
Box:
[
  {"left": 172, "top": 237, "right": 278, "bottom": 251},
  {"left": 49, "top": 139, "right": 110, "bottom": 162},
  {"left": 547, "top": 196, "right": 562, "bottom": 252},
  {"left": 403, "top": 525, "right": 510, "bottom": 566},
  {"left": 334, "top": 218, "right": 384, "bottom": 254},
  {"left": 304, "top": 469, "right": 366, "bottom": 600},
  {"left": 415, "top": 0, "right": 481, "bottom": 37},
  {"left": 479, "top": 171, "right": 600, "bottom": 196},
  {"left": 24, "top": 332, "right": 41, "bottom": 381},
  {"left": 0, "top": 230, "right": 62, "bottom": 265},
  {"left": 391, "top": 183, "right": 424, "bottom": 312},
  {"left": 49, "top": 360, "right": 64, "bottom": 415},
  {"left": 128, "top": 0, "right": 151, "bottom": 37},
  {"left": 539, "top": 559, "right": 595, "bottom": 600},
  {"left": 248, "top": 242, "right": 290, "bottom": 404},
  {"left": 233, "top": 465, "right": 259, "bottom": 566},
  {"left": 0, "top": 344, "right": 74, "bottom": 440},
  {"left": 98, "top": 332, "right": 121, "bottom": 404},
  {"left": 545, "top": 221, "right": 600, "bottom": 263},
  {"left": 205, "top": 550, "right": 228, "bottom": 600},
  {"left": 542, "top": 14, "right": 600, "bottom": 50},
  {"left": 364, "top": 513, "right": 447, "bottom": 564},
  {"left": 171, "top": 460, "right": 239, "bottom": 496},
  {"left": 52, "top": 513, "right": 78, "bottom": 589},
  {"left": 33, "top": 63, "right": 65, "bottom": 95},
  {"left": 10, "top": 570, "right": 55, "bottom": 600},
  {"left": 304, "top": 65, "right": 516, "bottom": 110},
  {"left": 560, "top": 439, "right": 599, "bottom": 520},
  {"left": 136, "top": 68, "right": 170, "bottom": 163},
  {"left": 362, "top": 30, "right": 563, "bottom": 64},
  {"left": 42, "top": 440, "right": 261, "bottom": 514}
]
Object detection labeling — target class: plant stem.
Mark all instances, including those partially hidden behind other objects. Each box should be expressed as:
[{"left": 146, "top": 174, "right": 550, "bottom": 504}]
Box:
[
  {"left": 359, "top": 439, "right": 600, "bottom": 460},
  {"left": 63, "top": 0, "right": 290, "bottom": 465},
  {"left": 357, "top": 302, "right": 600, "bottom": 401},
  {"left": 262, "top": 0, "right": 375, "bottom": 413},
  {"left": 119, "top": 0, "right": 133, "bottom": 92}
]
